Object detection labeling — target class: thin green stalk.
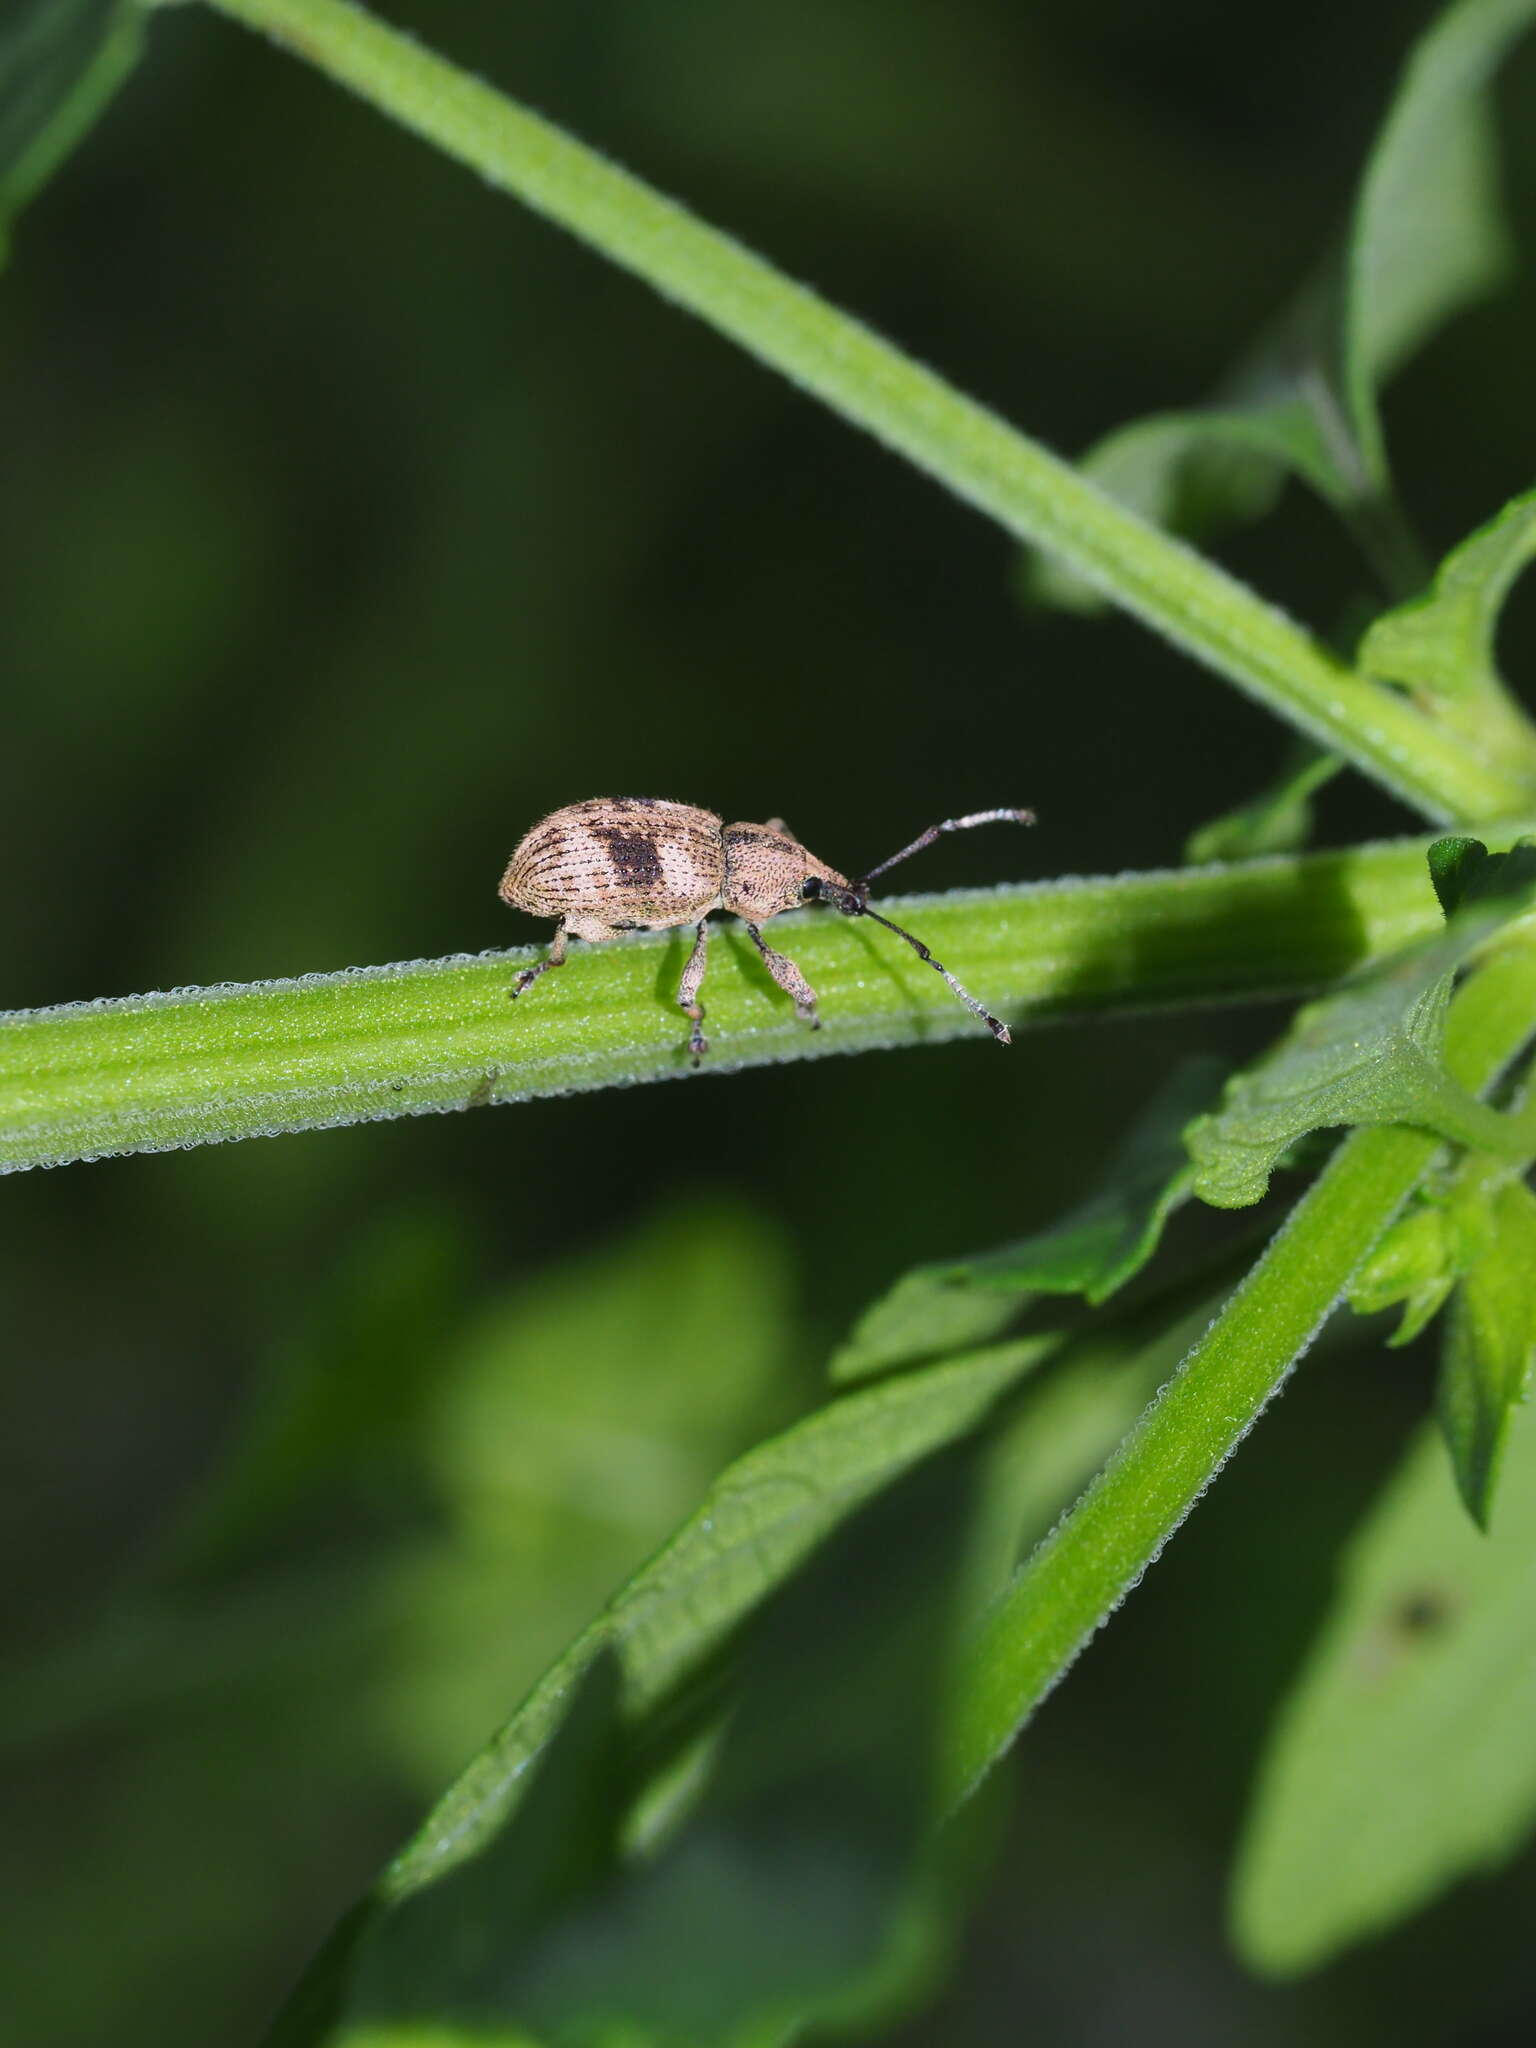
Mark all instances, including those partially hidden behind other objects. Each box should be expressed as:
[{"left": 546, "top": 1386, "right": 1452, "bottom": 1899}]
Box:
[
  {"left": 194, "top": 0, "right": 1536, "bottom": 826},
  {"left": 2, "top": 830, "right": 1506, "bottom": 1174},
  {"left": 945, "top": 935, "right": 1536, "bottom": 1803}
]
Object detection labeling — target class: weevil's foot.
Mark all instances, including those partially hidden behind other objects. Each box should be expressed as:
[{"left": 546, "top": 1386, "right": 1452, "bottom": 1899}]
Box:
[
  {"left": 987, "top": 1016, "right": 1012, "bottom": 1045},
  {"left": 798, "top": 1006, "right": 820, "bottom": 1031},
  {"left": 510, "top": 973, "right": 536, "bottom": 1000},
  {"left": 683, "top": 1005, "right": 709, "bottom": 1065}
]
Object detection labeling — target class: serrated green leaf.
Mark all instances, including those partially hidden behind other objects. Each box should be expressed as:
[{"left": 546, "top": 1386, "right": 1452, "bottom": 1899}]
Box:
[
  {"left": 1428, "top": 836, "right": 1536, "bottom": 922},
  {"left": 338, "top": 1453, "right": 988, "bottom": 2048},
  {"left": 1437, "top": 1175, "right": 1536, "bottom": 1526},
  {"left": 1346, "top": 1021, "right": 1536, "bottom": 1523},
  {"left": 1187, "top": 866, "right": 1536, "bottom": 1208},
  {"left": 1025, "top": 0, "right": 1536, "bottom": 609},
  {"left": 1358, "top": 487, "right": 1536, "bottom": 769},
  {"left": 0, "top": 0, "right": 142, "bottom": 263},
  {"left": 1361, "top": 488, "right": 1536, "bottom": 701},
  {"left": 946, "top": 935, "right": 1536, "bottom": 1811},
  {"left": 349, "top": 1647, "right": 627, "bottom": 2043},
  {"left": 1426, "top": 833, "right": 1492, "bottom": 915},
  {"left": 830, "top": 1060, "right": 1224, "bottom": 1383},
  {"left": 266, "top": 1334, "right": 1055, "bottom": 2043},
  {"left": 390, "top": 1339, "right": 1050, "bottom": 1886},
  {"left": 1231, "top": 1396, "right": 1536, "bottom": 1975}
]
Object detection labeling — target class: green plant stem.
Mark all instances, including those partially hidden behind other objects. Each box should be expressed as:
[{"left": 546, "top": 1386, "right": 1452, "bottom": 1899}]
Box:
[
  {"left": 4, "top": 829, "right": 1513, "bottom": 1175},
  {"left": 193, "top": 0, "right": 1536, "bottom": 826},
  {"left": 945, "top": 934, "right": 1536, "bottom": 1804}
]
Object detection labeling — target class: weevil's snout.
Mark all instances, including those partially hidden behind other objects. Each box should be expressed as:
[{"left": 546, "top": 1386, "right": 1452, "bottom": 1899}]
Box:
[{"left": 802, "top": 874, "right": 865, "bottom": 914}]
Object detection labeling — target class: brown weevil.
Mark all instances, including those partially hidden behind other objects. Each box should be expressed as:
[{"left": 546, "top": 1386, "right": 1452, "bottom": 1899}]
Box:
[{"left": 499, "top": 798, "right": 1035, "bottom": 1061}]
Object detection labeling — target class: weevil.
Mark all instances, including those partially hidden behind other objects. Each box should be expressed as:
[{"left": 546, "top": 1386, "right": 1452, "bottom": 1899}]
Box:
[{"left": 499, "top": 798, "right": 1035, "bottom": 1061}]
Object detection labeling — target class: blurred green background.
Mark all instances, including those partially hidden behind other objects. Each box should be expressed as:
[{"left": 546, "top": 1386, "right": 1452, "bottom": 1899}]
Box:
[{"left": 6, "top": 1, "right": 1536, "bottom": 2042}]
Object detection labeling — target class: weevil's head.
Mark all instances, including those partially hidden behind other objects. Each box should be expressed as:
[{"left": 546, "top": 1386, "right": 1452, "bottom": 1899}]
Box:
[{"left": 722, "top": 821, "right": 852, "bottom": 923}]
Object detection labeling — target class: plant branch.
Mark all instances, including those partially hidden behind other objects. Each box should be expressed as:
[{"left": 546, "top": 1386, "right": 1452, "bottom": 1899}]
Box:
[
  {"left": 945, "top": 933, "right": 1536, "bottom": 1803},
  {"left": 193, "top": 0, "right": 1536, "bottom": 825},
  {"left": 4, "top": 829, "right": 1524, "bottom": 1175}
]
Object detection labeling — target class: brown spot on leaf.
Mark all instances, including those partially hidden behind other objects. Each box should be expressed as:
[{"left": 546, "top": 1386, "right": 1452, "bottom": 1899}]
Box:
[{"left": 1393, "top": 1587, "right": 1453, "bottom": 1638}]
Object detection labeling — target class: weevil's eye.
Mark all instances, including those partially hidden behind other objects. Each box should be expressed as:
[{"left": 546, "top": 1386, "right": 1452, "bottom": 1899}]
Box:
[{"left": 801, "top": 876, "right": 821, "bottom": 900}]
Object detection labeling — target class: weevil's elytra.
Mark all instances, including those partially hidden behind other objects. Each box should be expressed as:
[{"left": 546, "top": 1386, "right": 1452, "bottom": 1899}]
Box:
[{"left": 499, "top": 799, "right": 1035, "bottom": 1064}]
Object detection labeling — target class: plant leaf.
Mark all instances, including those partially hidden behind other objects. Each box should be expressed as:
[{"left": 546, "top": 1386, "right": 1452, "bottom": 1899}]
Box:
[
  {"left": 341, "top": 1452, "right": 985, "bottom": 2048},
  {"left": 827, "top": 1267, "right": 1024, "bottom": 1387},
  {"left": 1187, "top": 854, "right": 1536, "bottom": 1208},
  {"left": 1025, "top": 0, "right": 1536, "bottom": 608},
  {"left": 1358, "top": 487, "right": 1536, "bottom": 766},
  {"left": 1231, "top": 1396, "right": 1536, "bottom": 1975},
  {"left": 344, "top": 1647, "right": 628, "bottom": 2044},
  {"left": 1436, "top": 1174, "right": 1536, "bottom": 1527},
  {"left": 0, "top": 0, "right": 142, "bottom": 263},
  {"left": 945, "top": 934, "right": 1536, "bottom": 1808},
  {"left": 393, "top": 1339, "right": 1049, "bottom": 1884},
  {"left": 829, "top": 1058, "right": 1223, "bottom": 1384},
  {"left": 1426, "top": 833, "right": 1493, "bottom": 915},
  {"left": 1346, "top": 1199, "right": 1462, "bottom": 1346},
  {"left": 957, "top": 1057, "right": 1223, "bottom": 1299},
  {"left": 264, "top": 1333, "right": 1055, "bottom": 2048},
  {"left": 1361, "top": 487, "right": 1536, "bottom": 702},
  {"left": 381, "top": 1198, "right": 793, "bottom": 1784}
]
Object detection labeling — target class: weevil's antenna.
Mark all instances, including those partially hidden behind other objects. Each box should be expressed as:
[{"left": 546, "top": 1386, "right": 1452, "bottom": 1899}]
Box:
[
  {"left": 858, "top": 904, "right": 1011, "bottom": 1043},
  {"left": 855, "top": 807, "right": 1035, "bottom": 890},
  {"left": 805, "top": 873, "right": 1011, "bottom": 1044}
]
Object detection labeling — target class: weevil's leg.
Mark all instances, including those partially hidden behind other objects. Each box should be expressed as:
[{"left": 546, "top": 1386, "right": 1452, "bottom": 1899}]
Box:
[
  {"left": 511, "top": 919, "right": 568, "bottom": 999},
  {"left": 745, "top": 922, "right": 820, "bottom": 1029},
  {"left": 677, "top": 918, "right": 711, "bottom": 1063},
  {"left": 857, "top": 808, "right": 1035, "bottom": 888}
]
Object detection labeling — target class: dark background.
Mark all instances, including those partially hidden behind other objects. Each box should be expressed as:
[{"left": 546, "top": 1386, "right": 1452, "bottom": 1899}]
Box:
[{"left": 5, "top": 2, "right": 1536, "bottom": 2042}]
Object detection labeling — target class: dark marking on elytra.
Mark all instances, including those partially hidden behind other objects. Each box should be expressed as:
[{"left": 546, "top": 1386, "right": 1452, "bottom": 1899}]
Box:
[{"left": 593, "top": 826, "right": 664, "bottom": 889}]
